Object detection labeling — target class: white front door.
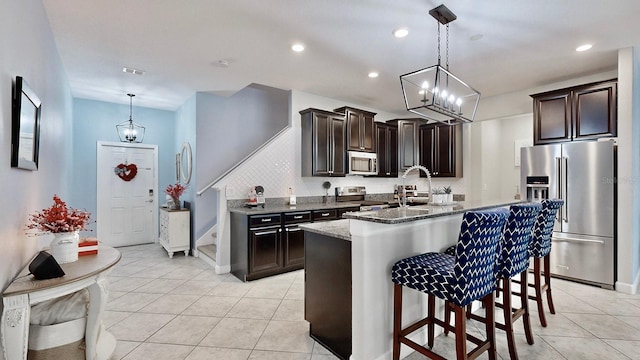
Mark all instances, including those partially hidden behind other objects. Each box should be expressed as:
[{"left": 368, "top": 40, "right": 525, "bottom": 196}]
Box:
[{"left": 97, "top": 142, "right": 158, "bottom": 247}]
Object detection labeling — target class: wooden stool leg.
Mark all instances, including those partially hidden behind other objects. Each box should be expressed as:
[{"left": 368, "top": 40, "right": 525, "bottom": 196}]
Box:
[
  {"left": 533, "top": 257, "right": 548, "bottom": 327},
  {"left": 428, "top": 294, "right": 436, "bottom": 349},
  {"left": 502, "top": 277, "right": 518, "bottom": 360},
  {"left": 454, "top": 304, "right": 468, "bottom": 360},
  {"left": 444, "top": 302, "right": 451, "bottom": 335},
  {"left": 521, "top": 270, "right": 535, "bottom": 345},
  {"left": 393, "top": 284, "right": 402, "bottom": 360},
  {"left": 484, "top": 292, "right": 497, "bottom": 360},
  {"left": 544, "top": 254, "right": 556, "bottom": 314}
]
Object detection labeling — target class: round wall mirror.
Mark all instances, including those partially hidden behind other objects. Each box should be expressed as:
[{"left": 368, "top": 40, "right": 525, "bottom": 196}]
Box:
[{"left": 180, "top": 142, "right": 192, "bottom": 185}]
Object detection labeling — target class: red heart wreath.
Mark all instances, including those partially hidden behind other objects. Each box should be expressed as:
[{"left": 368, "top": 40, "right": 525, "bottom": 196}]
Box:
[{"left": 114, "top": 163, "right": 138, "bottom": 181}]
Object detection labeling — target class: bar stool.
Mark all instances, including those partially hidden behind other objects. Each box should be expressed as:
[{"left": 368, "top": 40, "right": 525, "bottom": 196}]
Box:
[
  {"left": 446, "top": 203, "right": 542, "bottom": 360},
  {"left": 526, "top": 199, "right": 564, "bottom": 327},
  {"left": 391, "top": 208, "right": 509, "bottom": 360}
]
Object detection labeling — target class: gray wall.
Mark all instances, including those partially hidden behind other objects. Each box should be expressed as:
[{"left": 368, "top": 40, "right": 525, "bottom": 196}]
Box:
[{"left": 193, "top": 85, "right": 289, "bottom": 240}]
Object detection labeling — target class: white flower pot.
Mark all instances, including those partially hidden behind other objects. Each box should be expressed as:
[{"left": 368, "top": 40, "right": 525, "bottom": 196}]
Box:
[{"left": 50, "top": 231, "right": 79, "bottom": 264}]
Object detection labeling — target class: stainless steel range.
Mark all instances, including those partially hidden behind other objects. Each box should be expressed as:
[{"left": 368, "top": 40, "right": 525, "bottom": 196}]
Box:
[{"left": 335, "top": 186, "right": 391, "bottom": 211}]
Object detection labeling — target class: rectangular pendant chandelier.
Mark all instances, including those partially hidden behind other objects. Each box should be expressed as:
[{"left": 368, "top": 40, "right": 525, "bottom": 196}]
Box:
[{"left": 400, "top": 4, "right": 480, "bottom": 125}]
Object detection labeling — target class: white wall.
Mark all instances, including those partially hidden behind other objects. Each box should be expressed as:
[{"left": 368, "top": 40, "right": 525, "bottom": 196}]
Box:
[
  {"left": 0, "top": 2, "right": 73, "bottom": 358},
  {"left": 615, "top": 47, "right": 640, "bottom": 293}
]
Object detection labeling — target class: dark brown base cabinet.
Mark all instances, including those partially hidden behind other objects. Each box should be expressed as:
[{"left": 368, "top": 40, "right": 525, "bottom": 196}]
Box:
[
  {"left": 232, "top": 212, "right": 309, "bottom": 281},
  {"left": 305, "top": 231, "right": 352, "bottom": 360},
  {"left": 531, "top": 79, "right": 617, "bottom": 145}
]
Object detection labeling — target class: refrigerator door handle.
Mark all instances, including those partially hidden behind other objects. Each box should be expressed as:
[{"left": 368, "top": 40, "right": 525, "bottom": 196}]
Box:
[
  {"left": 563, "top": 156, "right": 569, "bottom": 222},
  {"left": 556, "top": 156, "right": 563, "bottom": 224},
  {"left": 552, "top": 236, "right": 605, "bottom": 245}
]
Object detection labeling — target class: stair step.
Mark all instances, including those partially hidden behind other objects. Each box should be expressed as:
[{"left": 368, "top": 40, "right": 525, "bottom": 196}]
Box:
[{"left": 198, "top": 244, "right": 216, "bottom": 259}]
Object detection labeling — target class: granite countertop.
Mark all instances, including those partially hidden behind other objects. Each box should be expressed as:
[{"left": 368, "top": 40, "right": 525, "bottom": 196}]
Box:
[
  {"left": 299, "top": 219, "right": 351, "bottom": 241},
  {"left": 343, "top": 199, "right": 524, "bottom": 224},
  {"left": 299, "top": 199, "right": 525, "bottom": 241},
  {"left": 228, "top": 201, "right": 367, "bottom": 215}
]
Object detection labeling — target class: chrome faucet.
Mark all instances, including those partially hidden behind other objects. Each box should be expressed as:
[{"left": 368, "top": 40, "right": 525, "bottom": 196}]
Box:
[{"left": 401, "top": 165, "right": 433, "bottom": 207}]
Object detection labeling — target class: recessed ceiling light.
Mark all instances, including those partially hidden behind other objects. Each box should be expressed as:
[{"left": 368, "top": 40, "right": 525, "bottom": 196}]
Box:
[
  {"left": 576, "top": 44, "right": 592, "bottom": 52},
  {"left": 291, "top": 43, "right": 305, "bottom": 52},
  {"left": 214, "top": 59, "right": 230, "bottom": 68},
  {"left": 469, "top": 34, "right": 483, "bottom": 41},
  {"left": 393, "top": 27, "right": 409, "bottom": 38},
  {"left": 368, "top": 72, "right": 379, "bottom": 78},
  {"left": 122, "top": 67, "right": 145, "bottom": 75}
]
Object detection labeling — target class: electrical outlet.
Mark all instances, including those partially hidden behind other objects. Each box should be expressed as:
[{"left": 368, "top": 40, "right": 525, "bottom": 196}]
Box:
[{"left": 226, "top": 185, "right": 235, "bottom": 197}]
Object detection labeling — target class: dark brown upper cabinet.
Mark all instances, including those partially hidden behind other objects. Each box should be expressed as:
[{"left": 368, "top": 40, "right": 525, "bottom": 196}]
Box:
[
  {"left": 419, "top": 123, "right": 462, "bottom": 178},
  {"left": 334, "top": 106, "right": 376, "bottom": 152},
  {"left": 386, "top": 118, "right": 427, "bottom": 171},
  {"left": 372, "top": 122, "right": 398, "bottom": 177},
  {"left": 300, "top": 108, "right": 346, "bottom": 177},
  {"left": 531, "top": 79, "right": 617, "bottom": 145}
]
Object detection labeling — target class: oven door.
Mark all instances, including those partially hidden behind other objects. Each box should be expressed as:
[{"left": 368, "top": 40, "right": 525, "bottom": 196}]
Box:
[{"left": 348, "top": 151, "right": 377, "bottom": 176}]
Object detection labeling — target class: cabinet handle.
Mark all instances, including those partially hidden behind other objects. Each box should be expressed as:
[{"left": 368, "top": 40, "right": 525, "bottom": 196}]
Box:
[
  {"left": 254, "top": 230, "right": 277, "bottom": 236},
  {"left": 261, "top": 218, "right": 272, "bottom": 223},
  {"left": 293, "top": 215, "right": 304, "bottom": 219},
  {"left": 320, "top": 212, "right": 330, "bottom": 216}
]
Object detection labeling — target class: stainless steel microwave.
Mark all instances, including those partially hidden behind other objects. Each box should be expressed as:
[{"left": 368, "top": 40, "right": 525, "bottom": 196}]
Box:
[{"left": 347, "top": 151, "right": 377, "bottom": 176}]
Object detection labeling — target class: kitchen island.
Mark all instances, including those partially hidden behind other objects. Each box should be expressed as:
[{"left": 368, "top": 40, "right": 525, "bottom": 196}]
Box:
[{"left": 300, "top": 199, "right": 521, "bottom": 360}]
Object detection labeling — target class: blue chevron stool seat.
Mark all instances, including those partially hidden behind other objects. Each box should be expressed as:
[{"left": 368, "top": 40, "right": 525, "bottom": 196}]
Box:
[
  {"left": 524, "top": 199, "right": 564, "bottom": 328},
  {"left": 391, "top": 208, "right": 509, "bottom": 360},
  {"left": 446, "top": 203, "right": 542, "bottom": 360}
]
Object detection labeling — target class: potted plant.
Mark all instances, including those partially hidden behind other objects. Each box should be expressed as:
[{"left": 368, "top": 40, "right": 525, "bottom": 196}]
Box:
[
  {"left": 166, "top": 183, "right": 187, "bottom": 210},
  {"left": 26, "top": 195, "right": 92, "bottom": 263},
  {"left": 431, "top": 187, "right": 445, "bottom": 204},
  {"left": 443, "top": 185, "right": 453, "bottom": 203}
]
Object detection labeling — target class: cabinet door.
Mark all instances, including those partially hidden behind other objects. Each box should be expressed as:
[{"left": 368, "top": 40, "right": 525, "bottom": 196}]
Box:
[
  {"left": 313, "top": 113, "right": 332, "bottom": 176},
  {"left": 374, "top": 123, "right": 398, "bottom": 177},
  {"left": 533, "top": 91, "right": 571, "bottom": 145},
  {"left": 398, "top": 121, "right": 419, "bottom": 170},
  {"left": 283, "top": 226, "right": 305, "bottom": 270},
  {"left": 419, "top": 125, "right": 436, "bottom": 174},
  {"left": 249, "top": 227, "right": 282, "bottom": 277},
  {"left": 419, "top": 124, "right": 458, "bottom": 177},
  {"left": 573, "top": 81, "right": 617, "bottom": 140},
  {"left": 330, "top": 117, "right": 346, "bottom": 176},
  {"left": 435, "top": 125, "right": 456, "bottom": 177},
  {"left": 387, "top": 125, "right": 398, "bottom": 177},
  {"left": 361, "top": 112, "right": 375, "bottom": 152},
  {"left": 346, "top": 111, "right": 362, "bottom": 151}
]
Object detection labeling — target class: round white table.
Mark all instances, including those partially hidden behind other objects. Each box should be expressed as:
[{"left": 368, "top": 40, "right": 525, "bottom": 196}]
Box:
[{"left": 2, "top": 246, "right": 121, "bottom": 360}]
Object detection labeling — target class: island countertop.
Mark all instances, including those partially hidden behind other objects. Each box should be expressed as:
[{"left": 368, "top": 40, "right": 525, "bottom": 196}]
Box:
[{"left": 343, "top": 198, "right": 523, "bottom": 224}]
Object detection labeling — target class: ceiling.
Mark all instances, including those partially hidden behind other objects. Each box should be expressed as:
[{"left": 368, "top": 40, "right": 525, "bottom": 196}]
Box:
[{"left": 41, "top": 0, "right": 640, "bottom": 115}]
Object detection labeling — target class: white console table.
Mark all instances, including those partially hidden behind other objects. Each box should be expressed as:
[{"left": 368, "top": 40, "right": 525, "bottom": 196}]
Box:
[
  {"left": 1, "top": 246, "right": 121, "bottom": 360},
  {"left": 159, "top": 208, "right": 190, "bottom": 258}
]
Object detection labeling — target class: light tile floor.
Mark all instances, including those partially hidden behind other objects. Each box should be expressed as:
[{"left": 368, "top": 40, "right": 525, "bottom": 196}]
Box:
[{"left": 106, "top": 244, "right": 640, "bottom": 360}]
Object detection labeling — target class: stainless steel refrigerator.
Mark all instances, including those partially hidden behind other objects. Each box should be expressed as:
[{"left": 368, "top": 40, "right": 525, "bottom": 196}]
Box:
[{"left": 520, "top": 140, "right": 616, "bottom": 288}]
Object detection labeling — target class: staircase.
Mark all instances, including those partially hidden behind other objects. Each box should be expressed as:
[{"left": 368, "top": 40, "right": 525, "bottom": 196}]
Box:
[{"left": 197, "top": 232, "right": 217, "bottom": 268}]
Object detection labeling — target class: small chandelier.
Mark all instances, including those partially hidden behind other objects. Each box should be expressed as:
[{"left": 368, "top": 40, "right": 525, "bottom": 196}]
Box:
[
  {"left": 400, "top": 4, "right": 480, "bottom": 125},
  {"left": 116, "top": 93, "right": 145, "bottom": 143}
]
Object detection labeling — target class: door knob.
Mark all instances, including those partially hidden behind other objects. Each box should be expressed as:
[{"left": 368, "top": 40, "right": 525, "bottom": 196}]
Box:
[{"left": 146, "top": 199, "right": 154, "bottom": 203}]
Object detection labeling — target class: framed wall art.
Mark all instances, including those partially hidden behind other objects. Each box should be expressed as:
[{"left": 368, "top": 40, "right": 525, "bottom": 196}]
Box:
[{"left": 11, "top": 76, "right": 41, "bottom": 171}]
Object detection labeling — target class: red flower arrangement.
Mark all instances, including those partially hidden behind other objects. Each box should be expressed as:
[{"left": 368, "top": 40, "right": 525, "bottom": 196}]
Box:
[
  {"left": 26, "top": 195, "right": 92, "bottom": 234},
  {"left": 165, "top": 183, "right": 187, "bottom": 200}
]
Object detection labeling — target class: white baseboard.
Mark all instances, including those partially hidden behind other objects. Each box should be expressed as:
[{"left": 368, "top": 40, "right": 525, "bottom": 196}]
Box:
[
  {"left": 215, "top": 264, "right": 231, "bottom": 274},
  {"left": 615, "top": 270, "right": 640, "bottom": 294}
]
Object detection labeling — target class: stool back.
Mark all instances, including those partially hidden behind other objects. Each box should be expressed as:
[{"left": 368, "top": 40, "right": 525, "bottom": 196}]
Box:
[
  {"left": 498, "top": 203, "right": 542, "bottom": 278},
  {"left": 529, "top": 199, "right": 564, "bottom": 258},
  {"left": 452, "top": 208, "right": 509, "bottom": 306}
]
